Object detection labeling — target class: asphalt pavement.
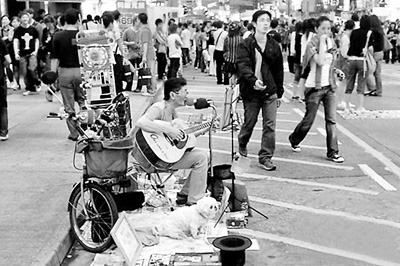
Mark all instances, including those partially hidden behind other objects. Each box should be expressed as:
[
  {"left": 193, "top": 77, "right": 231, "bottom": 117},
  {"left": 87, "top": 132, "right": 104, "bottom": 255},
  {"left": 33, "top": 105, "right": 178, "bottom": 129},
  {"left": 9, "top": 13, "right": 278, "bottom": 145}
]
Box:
[
  {"left": 0, "top": 84, "right": 155, "bottom": 266},
  {"left": 3, "top": 62, "right": 400, "bottom": 266}
]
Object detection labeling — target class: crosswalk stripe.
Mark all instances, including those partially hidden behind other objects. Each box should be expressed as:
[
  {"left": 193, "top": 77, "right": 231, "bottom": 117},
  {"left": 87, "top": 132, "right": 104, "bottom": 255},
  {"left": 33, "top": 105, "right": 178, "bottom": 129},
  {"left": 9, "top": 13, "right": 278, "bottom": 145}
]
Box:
[
  {"left": 235, "top": 229, "right": 400, "bottom": 266},
  {"left": 197, "top": 147, "right": 354, "bottom": 170},
  {"left": 199, "top": 135, "right": 326, "bottom": 150},
  {"left": 238, "top": 173, "right": 379, "bottom": 195},
  {"left": 359, "top": 164, "right": 397, "bottom": 191}
]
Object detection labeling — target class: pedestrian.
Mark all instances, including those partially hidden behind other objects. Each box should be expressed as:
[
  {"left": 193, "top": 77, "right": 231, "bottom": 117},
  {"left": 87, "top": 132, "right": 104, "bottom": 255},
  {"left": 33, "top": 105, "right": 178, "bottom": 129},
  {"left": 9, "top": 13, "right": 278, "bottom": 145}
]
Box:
[
  {"left": 243, "top": 23, "right": 254, "bottom": 39},
  {"left": 51, "top": 8, "right": 85, "bottom": 141},
  {"left": 153, "top": 18, "right": 168, "bottom": 81},
  {"left": 290, "top": 21, "right": 303, "bottom": 101},
  {"left": 236, "top": 10, "right": 284, "bottom": 171},
  {"left": 181, "top": 23, "right": 191, "bottom": 66},
  {"left": 167, "top": 23, "right": 182, "bottom": 79},
  {"left": 123, "top": 15, "right": 141, "bottom": 92},
  {"left": 192, "top": 25, "right": 201, "bottom": 70},
  {"left": 199, "top": 24, "right": 209, "bottom": 73},
  {"left": 137, "top": 13, "right": 156, "bottom": 95},
  {"left": 384, "top": 22, "right": 398, "bottom": 64},
  {"left": 0, "top": 38, "right": 11, "bottom": 141},
  {"left": 223, "top": 21, "right": 242, "bottom": 85},
  {"left": 13, "top": 11, "right": 41, "bottom": 96},
  {"left": 345, "top": 15, "right": 372, "bottom": 112},
  {"left": 289, "top": 16, "right": 344, "bottom": 163},
  {"left": 213, "top": 20, "right": 228, "bottom": 85},
  {"left": 336, "top": 19, "right": 355, "bottom": 110},
  {"left": 365, "top": 15, "right": 384, "bottom": 97},
  {"left": 206, "top": 21, "right": 216, "bottom": 76},
  {"left": 101, "top": 11, "right": 124, "bottom": 94},
  {"left": 1, "top": 15, "right": 18, "bottom": 90},
  {"left": 267, "top": 19, "right": 281, "bottom": 44}
]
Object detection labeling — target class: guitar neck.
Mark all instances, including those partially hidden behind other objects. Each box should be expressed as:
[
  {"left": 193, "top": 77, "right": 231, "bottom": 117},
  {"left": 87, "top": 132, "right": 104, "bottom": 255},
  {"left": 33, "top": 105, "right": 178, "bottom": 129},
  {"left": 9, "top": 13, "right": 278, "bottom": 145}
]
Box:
[{"left": 184, "top": 121, "right": 212, "bottom": 135}]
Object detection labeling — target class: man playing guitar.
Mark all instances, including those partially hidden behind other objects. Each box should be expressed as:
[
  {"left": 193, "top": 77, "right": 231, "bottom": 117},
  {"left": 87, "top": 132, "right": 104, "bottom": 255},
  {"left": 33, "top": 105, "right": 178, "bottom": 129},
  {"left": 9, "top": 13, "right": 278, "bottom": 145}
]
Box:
[{"left": 135, "top": 77, "right": 208, "bottom": 206}]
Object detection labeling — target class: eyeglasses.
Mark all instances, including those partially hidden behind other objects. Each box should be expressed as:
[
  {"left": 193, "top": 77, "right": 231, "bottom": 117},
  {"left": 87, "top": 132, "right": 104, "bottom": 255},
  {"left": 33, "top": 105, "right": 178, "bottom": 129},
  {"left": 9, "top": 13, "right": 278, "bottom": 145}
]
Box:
[{"left": 257, "top": 18, "right": 271, "bottom": 23}]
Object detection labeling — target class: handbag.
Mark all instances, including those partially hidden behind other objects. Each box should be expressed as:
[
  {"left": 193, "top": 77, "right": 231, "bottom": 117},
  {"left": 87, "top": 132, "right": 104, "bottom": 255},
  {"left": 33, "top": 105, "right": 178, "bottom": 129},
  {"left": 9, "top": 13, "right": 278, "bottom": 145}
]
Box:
[
  {"left": 137, "top": 66, "right": 152, "bottom": 87},
  {"left": 383, "top": 34, "right": 393, "bottom": 52},
  {"left": 223, "top": 62, "right": 237, "bottom": 74},
  {"left": 364, "top": 31, "right": 376, "bottom": 76}
]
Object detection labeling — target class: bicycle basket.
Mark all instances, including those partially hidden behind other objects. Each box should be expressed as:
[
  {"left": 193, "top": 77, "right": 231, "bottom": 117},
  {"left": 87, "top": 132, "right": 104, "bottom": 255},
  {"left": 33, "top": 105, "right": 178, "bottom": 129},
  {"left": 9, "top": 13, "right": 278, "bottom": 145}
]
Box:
[{"left": 77, "top": 137, "right": 134, "bottom": 178}]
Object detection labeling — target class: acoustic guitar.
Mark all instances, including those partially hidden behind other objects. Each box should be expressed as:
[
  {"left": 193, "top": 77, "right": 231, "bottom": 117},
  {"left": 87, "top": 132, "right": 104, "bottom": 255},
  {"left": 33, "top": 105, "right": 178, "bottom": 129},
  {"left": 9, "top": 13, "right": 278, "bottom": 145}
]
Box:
[{"left": 133, "top": 119, "right": 213, "bottom": 170}]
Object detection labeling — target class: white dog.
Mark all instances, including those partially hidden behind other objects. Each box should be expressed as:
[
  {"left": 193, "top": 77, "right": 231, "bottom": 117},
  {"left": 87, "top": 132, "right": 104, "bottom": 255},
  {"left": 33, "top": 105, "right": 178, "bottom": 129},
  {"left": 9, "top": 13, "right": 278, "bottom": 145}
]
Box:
[{"left": 156, "top": 197, "right": 220, "bottom": 239}]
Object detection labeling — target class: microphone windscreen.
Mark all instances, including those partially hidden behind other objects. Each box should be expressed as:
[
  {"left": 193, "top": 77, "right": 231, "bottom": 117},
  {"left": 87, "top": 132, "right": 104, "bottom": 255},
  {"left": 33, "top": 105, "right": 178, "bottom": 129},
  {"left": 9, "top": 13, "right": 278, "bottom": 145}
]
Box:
[
  {"left": 194, "top": 98, "right": 210, "bottom": 109},
  {"left": 185, "top": 97, "right": 196, "bottom": 106}
]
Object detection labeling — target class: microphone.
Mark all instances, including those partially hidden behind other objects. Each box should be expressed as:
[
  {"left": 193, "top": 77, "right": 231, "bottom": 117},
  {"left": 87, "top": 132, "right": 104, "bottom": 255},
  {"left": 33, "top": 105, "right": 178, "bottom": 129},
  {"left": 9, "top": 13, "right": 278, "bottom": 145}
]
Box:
[{"left": 186, "top": 98, "right": 211, "bottom": 109}]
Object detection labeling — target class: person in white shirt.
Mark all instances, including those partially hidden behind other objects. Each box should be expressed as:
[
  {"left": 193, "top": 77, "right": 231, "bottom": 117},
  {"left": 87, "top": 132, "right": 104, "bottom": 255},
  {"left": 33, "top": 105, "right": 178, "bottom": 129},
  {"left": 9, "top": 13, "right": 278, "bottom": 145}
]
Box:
[
  {"left": 167, "top": 23, "right": 182, "bottom": 78},
  {"left": 181, "top": 23, "right": 191, "bottom": 66},
  {"left": 213, "top": 21, "right": 228, "bottom": 85}
]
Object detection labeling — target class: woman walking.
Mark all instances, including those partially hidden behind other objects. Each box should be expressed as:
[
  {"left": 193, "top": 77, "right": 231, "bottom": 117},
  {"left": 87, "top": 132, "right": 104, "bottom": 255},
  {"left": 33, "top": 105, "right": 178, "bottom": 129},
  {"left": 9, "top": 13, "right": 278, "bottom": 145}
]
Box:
[{"left": 289, "top": 16, "right": 344, "bottom": 163}]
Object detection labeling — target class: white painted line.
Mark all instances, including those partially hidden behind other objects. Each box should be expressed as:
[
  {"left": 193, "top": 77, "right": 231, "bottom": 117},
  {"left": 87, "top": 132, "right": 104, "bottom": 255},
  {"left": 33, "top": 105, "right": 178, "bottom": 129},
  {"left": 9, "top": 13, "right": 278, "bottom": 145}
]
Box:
[
  {"left": 359, "top": 164, "right": 397, "bottom": 191},
  {"left": 197, "top": 147, "right": 354, "bottom": 170},
  {"left": 292, "top": 107, "right": 305, "bottom": 117},
  {"left": 177, "top": 112, "right": 299, "bottom": 123},
  {"left": 250, "top": 196, "right": 400, "bottom": 230},
  {"left": 281, "top": 97, "right": 290, "bottom": 103},
  {"left": 317, "top": 128, "right": 343, "bottom": 145},
  {"left": 239, "top": 172, "right": 379, "bottom": 195},
  {"left": 253, "top": 127, "right": 318, "bottom": 135},
  {"left": 234, "top": 229, "right": 400, "bottom": 266},
  {"left": 316, "top": 109, "right": 400, "bottom": 179},
  {"left": 199, "top": 135, "right": 326, "bottom": 150}
]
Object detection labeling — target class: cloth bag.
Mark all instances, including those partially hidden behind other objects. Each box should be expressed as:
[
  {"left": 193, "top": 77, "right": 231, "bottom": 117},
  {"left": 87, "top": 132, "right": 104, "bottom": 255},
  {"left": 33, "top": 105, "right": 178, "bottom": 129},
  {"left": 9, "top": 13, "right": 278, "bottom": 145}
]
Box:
[
  {"left": 364, "top": 31, "right": 376, "bottom": 76},
  {"left": 127, "top": 44, "right": 141, "bottom": 60},
  {"left": 383, "top": 34, "right": 393, "bottom": 52},
  {"left": 137, "top": 66, "right": 152, "bottom": 88}
]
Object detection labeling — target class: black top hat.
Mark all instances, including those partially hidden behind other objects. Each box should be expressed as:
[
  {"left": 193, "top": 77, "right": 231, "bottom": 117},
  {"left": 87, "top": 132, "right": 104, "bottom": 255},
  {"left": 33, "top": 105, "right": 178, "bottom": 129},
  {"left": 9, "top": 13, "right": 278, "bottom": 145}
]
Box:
[
  {"left": 41, "top": 71, "right": 58, "bottom": 85},
  {"left": 213, "top": 235, "right": 252, "bottom": 266}
]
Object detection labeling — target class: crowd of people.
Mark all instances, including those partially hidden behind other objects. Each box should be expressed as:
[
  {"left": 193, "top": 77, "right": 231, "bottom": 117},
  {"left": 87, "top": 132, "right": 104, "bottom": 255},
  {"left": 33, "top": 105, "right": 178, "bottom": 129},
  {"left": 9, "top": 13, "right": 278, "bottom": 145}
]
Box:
[{"left": 0, "top": 7, "right": 397, "bottom": 174}]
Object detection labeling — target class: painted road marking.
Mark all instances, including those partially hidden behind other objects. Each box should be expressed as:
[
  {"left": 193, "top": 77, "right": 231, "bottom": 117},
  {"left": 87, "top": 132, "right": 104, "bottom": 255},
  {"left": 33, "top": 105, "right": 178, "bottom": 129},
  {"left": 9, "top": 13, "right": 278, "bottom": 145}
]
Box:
[
  {"left": 197, "top": 147, "right": 354, "bottom": 170},
  {"left": 253, "top": 127, "right": 318, "bottom": 135},
  {"left": 235, "top": 229, "right": 400, "bottom": 266},
  {"left": 316, "top": 128, "right": 343, "bottom": 145},
  {"left": 359, "top": 164, "right": 397, "bottom": 191},
  {"left": 286, "top": 87, "right": 400, "bottom": 179},
  {"left": 239, "top": 173, "right": 379, "bottom": 195},
  {"left": 249, "top": 196, "right": 400, "bottom": 230},
  {"left": 199, "top": 135, "right": 326, "bottom": 150}
]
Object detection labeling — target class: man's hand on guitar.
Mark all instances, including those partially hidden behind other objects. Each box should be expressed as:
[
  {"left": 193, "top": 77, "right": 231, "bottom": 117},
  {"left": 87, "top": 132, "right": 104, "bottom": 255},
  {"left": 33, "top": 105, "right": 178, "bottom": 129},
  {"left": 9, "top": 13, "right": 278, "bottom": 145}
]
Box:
[{"left": 167, "top": 127, "right": 185, "bottom": 140}]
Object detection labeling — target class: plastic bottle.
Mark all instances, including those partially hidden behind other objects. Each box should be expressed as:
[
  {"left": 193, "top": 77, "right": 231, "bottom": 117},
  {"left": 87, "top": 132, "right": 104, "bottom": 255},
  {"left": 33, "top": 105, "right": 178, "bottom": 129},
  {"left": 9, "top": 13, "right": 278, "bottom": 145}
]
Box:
[{"left": 232, "top": 154, "right": 251, "bottom": 175}]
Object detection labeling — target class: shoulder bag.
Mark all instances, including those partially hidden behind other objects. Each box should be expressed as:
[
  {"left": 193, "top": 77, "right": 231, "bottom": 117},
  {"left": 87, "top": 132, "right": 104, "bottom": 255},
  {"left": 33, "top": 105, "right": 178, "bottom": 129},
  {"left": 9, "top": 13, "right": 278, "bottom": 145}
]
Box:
[{"left": 383, "top": 34, "right": 393, "bottom": 52}]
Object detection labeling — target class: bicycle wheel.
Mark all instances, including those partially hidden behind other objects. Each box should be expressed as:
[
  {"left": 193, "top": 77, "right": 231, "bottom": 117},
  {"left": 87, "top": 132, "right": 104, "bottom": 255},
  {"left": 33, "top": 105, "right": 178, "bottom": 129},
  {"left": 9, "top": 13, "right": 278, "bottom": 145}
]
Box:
[{"left": 69, "top": 182, "right": 118, "bottom": 253}]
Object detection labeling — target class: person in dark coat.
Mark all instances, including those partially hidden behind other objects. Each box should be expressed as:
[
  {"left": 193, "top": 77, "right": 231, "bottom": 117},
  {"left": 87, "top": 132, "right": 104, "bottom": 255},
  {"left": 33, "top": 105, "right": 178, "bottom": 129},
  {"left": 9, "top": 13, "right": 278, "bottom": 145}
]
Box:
[{"left": 236, "top": 10, "right": 284, "bottom": 171}]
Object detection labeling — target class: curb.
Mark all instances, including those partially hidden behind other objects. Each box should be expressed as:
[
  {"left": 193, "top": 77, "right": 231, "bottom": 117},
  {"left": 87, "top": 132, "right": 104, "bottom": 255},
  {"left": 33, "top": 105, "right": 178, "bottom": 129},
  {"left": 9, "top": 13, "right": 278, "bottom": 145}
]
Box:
[
  {"left": 31, "top": 89, "right": 160, "bottom": 266},
  {"left": 30, "top": 216, "right": 73, "bottom": 266}
]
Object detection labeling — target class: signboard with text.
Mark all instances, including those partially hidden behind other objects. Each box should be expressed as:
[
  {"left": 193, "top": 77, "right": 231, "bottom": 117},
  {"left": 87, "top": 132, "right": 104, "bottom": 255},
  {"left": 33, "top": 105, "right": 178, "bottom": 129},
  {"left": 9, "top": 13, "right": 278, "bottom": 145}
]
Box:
[{"left": 117, "top": 0, "right": 146, "bottom": 31}]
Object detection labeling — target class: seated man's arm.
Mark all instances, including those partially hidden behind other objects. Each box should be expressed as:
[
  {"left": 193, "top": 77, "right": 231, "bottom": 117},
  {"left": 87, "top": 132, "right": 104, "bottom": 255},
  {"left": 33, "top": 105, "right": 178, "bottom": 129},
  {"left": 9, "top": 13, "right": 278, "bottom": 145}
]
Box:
[{"left": 136, "top": 106, "right": 183, "bottom": 140}]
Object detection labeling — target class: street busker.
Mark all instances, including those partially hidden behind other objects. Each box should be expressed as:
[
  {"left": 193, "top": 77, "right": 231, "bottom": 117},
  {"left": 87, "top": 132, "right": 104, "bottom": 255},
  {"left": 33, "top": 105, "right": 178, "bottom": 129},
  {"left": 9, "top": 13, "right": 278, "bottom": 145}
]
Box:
[
  {"left": 236, "top": 10, "right": 284, "bottom": 171},
  {"left": 288, "top": 16, "right": 344, "bottom": 163}
]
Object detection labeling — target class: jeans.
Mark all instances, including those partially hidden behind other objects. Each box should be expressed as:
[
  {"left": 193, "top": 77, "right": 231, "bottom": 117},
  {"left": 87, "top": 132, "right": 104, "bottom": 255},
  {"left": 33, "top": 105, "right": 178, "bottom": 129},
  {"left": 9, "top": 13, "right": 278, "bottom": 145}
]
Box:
[
  {"left": 156, "top": 52, "right": 167, "bottom": 80},
  {"left": 113, "top": 54, "right": 124, "bottom": 94},
  {"left": 366, "top": 51, "right": 383, "bottom": 95},
  {"left": 19, "top": 54, "right": 40, "bottom": 91},
  {"left": 238, "top": 94, "right": 277, "bottom": 161},
  {"left": 58, "top": 67, "right": 84, "bottom": 138},
  {"left": 0, "top": 80, "right": 7, "bottom": 137},
  {"left": 290, "top": 87, "right": 339, "bottom": 157},
  {"left": 167, "top": 58, "right": 180, "bottom": 78},
  {"left": 214, "top": 50, "right": 228, "bottom": 84},
  {"left": 170, "top": 149, "right": 208, "bottom": 203},
  {"left": 346, "top": 59, "right": 367, "bottom": 94},
  {"left": 181, "top": 48, "right": 190, "bottom": 65}
]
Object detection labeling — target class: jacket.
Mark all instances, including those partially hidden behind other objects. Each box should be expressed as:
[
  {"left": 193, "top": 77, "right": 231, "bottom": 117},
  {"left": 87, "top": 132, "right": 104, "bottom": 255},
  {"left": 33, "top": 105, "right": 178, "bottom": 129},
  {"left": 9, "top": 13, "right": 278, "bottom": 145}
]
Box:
[{"left": 237, "top": 34, "right": 284, "bottom": 100}]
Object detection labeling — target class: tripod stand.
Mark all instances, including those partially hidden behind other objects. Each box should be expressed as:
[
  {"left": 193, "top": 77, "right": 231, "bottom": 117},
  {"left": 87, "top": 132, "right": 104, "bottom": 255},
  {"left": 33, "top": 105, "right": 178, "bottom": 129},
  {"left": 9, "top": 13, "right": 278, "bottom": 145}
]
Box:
[{"left": 214, "top": 78, "right": 268, "bottom": 227}]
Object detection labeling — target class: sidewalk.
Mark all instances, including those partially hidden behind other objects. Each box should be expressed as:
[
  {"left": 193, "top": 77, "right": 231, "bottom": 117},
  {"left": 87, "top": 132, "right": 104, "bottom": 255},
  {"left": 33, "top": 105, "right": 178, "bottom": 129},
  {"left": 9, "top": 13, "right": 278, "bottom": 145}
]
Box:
[{"left": 0, "top": 87, "right": 155, "bottom": 266}]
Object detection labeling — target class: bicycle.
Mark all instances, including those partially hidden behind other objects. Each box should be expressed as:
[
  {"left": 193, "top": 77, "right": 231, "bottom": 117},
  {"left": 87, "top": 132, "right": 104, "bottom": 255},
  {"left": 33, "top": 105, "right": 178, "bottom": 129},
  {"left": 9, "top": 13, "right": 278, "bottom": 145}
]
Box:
[{"left": 61, "top": 93, "right": 134, "bottom": 253}]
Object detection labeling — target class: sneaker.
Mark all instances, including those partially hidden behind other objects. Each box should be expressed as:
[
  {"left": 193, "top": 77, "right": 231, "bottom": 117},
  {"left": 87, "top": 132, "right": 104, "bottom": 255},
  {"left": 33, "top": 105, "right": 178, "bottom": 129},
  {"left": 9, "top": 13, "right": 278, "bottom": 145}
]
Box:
[
  {"left": 326, "top": 153, "right": 344, "bottom": 163},
  {"left": 133, "top": 88, "right": 142, "bottom": 93},
  {"left": 238, "top": 144, "right": 248, "bottom": 157},
  {"left": 35, "top": 84, "right": 42, "bottom": 92},
  {"left": 194, "top": 67, "right": 198, "bottom": 70},
  {"left": 68, "top": 135, "right": 78, "bottom": 141},
  {"left": 0, "top": 134, "right": 9, "bottom": 141},
  {"left": 45, "top": 89, "right": 53, "bottom": 102},
  {"left": 288, "top": 134, "right": 301, "bottom": 152},
  {"left": 176, "top": 193, "right": 188, "bottom": 205},
  {"left": 22, "top": 91, "right": 32, "bottom": 96},
  {"left": 259, "top": 159, "right": 277, "bottom": 171}
]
